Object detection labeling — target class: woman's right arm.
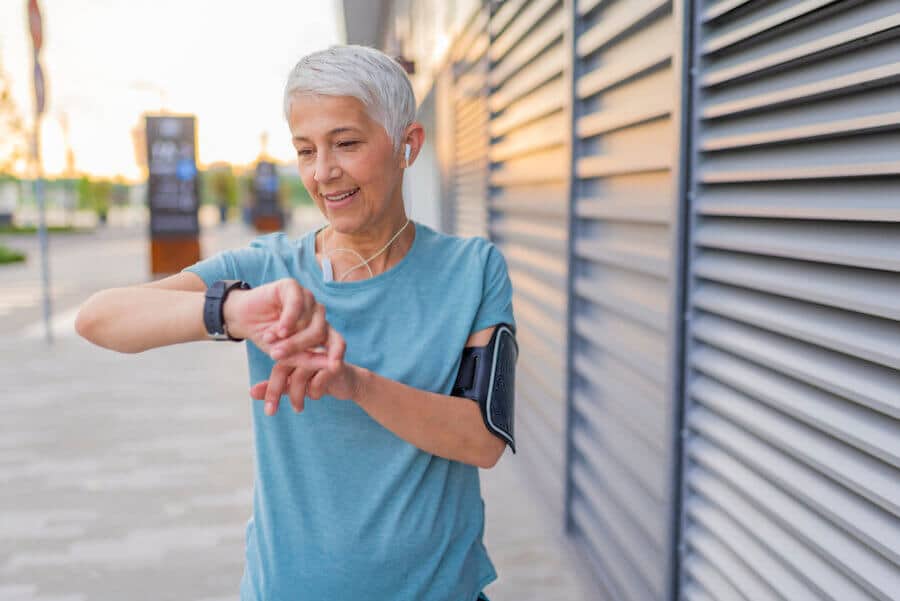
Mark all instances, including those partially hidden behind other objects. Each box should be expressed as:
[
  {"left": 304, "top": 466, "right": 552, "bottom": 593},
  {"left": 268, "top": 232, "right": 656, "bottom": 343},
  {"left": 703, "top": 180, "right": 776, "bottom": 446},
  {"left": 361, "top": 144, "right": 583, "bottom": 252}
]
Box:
[
  {"left": 76, "top": 272, "right": 330, "bottom": 359},
  {"left": 75, "top": 272, "right": 216, "bottom": 354}
]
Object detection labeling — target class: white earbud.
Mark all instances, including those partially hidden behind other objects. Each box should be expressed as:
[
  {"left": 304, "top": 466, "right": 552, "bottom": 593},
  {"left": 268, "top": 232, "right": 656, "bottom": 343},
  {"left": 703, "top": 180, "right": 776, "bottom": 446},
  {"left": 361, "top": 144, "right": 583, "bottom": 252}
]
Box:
[{"left": 404, "top": 144, "right": 411, "bottom": 165}]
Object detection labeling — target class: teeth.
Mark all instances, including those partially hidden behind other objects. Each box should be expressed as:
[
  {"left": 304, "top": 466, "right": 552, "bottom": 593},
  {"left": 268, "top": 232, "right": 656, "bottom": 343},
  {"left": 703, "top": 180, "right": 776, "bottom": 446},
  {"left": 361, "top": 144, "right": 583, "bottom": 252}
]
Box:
[{"left": 325, "top": 189, "right": 357, "bottom": 201}]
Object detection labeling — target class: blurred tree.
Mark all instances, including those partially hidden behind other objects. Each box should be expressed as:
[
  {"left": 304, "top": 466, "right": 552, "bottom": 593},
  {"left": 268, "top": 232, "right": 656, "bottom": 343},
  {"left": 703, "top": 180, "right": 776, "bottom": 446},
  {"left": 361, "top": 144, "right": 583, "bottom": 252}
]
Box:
[{"left": 0, "top": 55, "right": 28, "bottom": 175}]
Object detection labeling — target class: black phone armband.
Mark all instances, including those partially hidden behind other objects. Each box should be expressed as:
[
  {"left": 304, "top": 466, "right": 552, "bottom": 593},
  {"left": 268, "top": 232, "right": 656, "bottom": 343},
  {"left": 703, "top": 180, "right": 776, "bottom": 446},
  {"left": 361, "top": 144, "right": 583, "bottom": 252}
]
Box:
[{"left": 451, "top": 324, "right": 517, "bottom": 453}]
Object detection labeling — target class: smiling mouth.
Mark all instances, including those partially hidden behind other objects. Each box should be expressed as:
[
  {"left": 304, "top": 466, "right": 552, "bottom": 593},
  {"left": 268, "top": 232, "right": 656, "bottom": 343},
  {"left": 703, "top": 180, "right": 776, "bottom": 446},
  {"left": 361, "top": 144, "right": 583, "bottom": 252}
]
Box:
[{"left": 322, "top": 188, "right": 360, "bottom": 202}]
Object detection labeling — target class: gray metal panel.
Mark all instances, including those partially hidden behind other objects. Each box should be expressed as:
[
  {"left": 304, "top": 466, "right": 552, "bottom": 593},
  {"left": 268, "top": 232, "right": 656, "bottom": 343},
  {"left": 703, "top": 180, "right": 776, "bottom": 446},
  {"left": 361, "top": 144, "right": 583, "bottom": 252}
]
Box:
[
  {"left": 570, "top": 1, "right": 682, "bottom": 600},
  {"left": 487, "top": 0, "right": 571, "bottom": 520},
  {"left": 680, "top": 1, "right": 900, "bottom": 600}
]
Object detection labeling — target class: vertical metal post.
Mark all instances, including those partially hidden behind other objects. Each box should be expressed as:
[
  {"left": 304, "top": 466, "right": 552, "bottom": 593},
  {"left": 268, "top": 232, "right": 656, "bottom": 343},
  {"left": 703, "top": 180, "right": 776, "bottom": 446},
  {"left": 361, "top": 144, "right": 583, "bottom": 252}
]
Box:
[
  {"left": 667, "top": 0, "right": 696, "bottom": 599},
  {"left": 33, "top": 105, "right": 52, "bottom": 344},
  {"left": 561, "top": 0, "right": 579, "bottom": 536}
]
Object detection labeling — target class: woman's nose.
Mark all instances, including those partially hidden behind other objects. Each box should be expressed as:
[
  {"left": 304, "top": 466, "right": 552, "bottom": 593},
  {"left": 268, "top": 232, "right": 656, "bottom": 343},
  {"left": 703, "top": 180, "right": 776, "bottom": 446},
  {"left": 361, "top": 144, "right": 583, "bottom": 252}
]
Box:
[{"left": 313, "top": 156, "right": 341, "bottom": 182}]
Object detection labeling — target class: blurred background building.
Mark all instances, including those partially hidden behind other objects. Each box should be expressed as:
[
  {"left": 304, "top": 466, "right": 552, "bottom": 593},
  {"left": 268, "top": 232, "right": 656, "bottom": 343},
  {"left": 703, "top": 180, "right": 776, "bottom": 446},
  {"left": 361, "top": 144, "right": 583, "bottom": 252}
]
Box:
[{"left": 342, "top": 1, "right": 900, "bottom": 600}]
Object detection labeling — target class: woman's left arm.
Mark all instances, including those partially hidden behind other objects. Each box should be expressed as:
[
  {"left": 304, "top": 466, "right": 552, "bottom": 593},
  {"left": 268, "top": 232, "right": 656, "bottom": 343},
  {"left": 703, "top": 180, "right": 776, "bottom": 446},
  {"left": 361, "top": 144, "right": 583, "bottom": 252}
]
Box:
[{"left": 252, "top": 325, "right": 508, "bottom": 469}]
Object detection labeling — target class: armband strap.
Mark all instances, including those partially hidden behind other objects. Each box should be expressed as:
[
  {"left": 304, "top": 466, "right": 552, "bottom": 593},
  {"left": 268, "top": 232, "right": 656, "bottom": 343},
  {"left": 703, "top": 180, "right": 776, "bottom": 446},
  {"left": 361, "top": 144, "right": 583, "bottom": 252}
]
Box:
[{"left": 451, "top": 324, "right": 517, "bottom": 453}]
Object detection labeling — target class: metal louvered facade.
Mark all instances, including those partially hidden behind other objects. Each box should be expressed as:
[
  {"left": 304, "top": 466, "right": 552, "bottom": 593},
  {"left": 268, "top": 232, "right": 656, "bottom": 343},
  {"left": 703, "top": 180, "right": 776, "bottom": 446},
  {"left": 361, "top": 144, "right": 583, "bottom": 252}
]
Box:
[
  {"left": 451, "top": 7, "right": 492, "bottom": 238},
  {"left": 680, "top": 2, "right": 900, "bottom": 601},
  {"left": 351, "top": 1, "right": 900, "bottom": 599},
  {"left": 488, "top": 0, "right": 572, "bottom": 517},
  {"left": 568, "top": 1, "right": 685, "bottom": 600}
]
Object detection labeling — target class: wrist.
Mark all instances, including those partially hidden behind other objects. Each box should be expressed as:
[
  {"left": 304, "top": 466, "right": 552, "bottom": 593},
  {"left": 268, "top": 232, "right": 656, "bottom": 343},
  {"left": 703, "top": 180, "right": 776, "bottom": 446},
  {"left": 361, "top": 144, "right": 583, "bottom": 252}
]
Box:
[
  {"left": 351, "top": 365, "right": 373, "bottom": 405},
  {"left": 221, "top": 289, "right": 249, "bottom": 340}
]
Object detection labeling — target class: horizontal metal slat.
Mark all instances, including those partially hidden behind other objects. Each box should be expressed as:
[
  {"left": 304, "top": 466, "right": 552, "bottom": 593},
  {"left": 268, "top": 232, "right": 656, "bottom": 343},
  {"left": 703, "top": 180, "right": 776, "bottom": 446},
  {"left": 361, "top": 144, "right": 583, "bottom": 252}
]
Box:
[
  {"left": 577, "top": 103, "right": 671, "bottom": 138},
  {"left": 702, "top": 0, "right": 754, "bottom": 24},
  {"left": 577, "top": 42, "right": 670, "bottom": 99},
  {"left": 703, "top": 62, "right": 900, "bottom": 119},
  {"left": 570, "top": 447, "right": 666, "bottom": 599},
  {"left": 573, "top": 390, "right": 667, "bottom": 503},
  {"left": 686, "top": 524, "right": 780, "bottom": 601},
  {"left": 490, "top": 148, "right": 568, "bottom": 187},
  {"left": 691, "top": 375, "right": 900, "bottom": 517},
  {"left": 491, "top": 78, "right": 566, "bottom": 137},
  {"left": 574, "top": 238, "right": 669, "bottom": 278},
  {"left": 686, "top": 494, "right": 822, "bottom": 601},
  {"left": 574, "top": 275, "right": 668, "bottom": 332},
  {"left": 451, "top": 8, "right": 487, "bottom": 63},
  {"left": 694, "top": 180, "right": 900, "bottom": 221},
  {"left": 577, "top": 0, "right": 608, "bottom": 17},
  {"left": 514, "top": 291, "right": 565, "bottom": 352},
  {"left": 490, "top": 9, "right": 566, "bottom": 89},
  {"left": 694, "top": 218, "right": 900, "bottom": 271},
  {"left": 683, "top": 555, "right": 744, "bottom": 601},
  {"left": 702, "top": 13, "right": 900, "bottom": 88},
  {"left": 490, "top": 0, "right": 559, "bottom": 62},
  {"left": 702, "top": 111, "right": 900, "bottom": 151},
  {"left": 693, "top": 282, "right": 900, "bottom": 370},
  {"left": 573, "top": 422, "right": 668, "bottom": 550},
  {"left": 509, "top": 264, "right": 567, "bottom": 310},
  {"left": 693, "top": 250, "right": 900, "bottom": 321},
  {"left": 692, "top": 312, "right": 900, "bottom": 419},
  {"left": 517, "top": 398, "right": 565, "bottom": 486},
  {"left": 689, "top": 406, "right": 900, "bottom": 566},
  {"left": 575, "top": 195, "right": 671, "bottom": 224},
  {"left": 571, "top": 498, "right": 651, "bottom": 601},
  {"left": 518, "top": 356, "right": 566, "bottom": 435},
  {"left": 490, "top": 112, "right": 567, "bottom": 162},
  {"left": 690, "top": 442, "right": 900, "bottom": 599},
  {"left": 692, "top": 345, "right": 900, "bottom": 467},
  {"left": 489, "top": 195, "right": 567, "bottom": 219},
  {"left": 701, "top": 161, "right": 900, "bottom": 182},
  {"left": 577, "top": 0, "right": 669, "bottom": 58},
  {"left": 504, "top": 243, "right": 567, "bottom": 283},
  {"left": 577, "top": 154, "right": 671, "bottom": 178},
  {"left": 492, "top": 212, "right": 568, "bottom": 241},
  {"left": 573, "top": 354, "right": 668, "bottom": 454},
  {"left": 489, "top": 45, "right": 565, "bottom": 112},
  {"left": 573, "top": 314, "right": 667, "bottom": 388},
  {"left": 703, "top": 0, "right": 843, "bottom": 55}
]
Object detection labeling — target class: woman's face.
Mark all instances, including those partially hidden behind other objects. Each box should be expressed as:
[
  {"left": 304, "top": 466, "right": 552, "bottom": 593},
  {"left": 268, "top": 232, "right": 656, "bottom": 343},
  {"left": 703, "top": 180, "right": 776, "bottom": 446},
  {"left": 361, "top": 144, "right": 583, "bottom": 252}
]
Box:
[{"left": 288, "top": 94, "right": 403, "bottom": 234}]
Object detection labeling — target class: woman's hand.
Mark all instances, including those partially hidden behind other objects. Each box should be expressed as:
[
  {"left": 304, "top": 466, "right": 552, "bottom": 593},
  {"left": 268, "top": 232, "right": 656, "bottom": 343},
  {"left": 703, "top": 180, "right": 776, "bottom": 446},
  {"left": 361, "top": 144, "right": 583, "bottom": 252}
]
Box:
[
  {"left": 223, "top": 278, "right": 330, "bottom": 356},
  {"left": 249, "top": 327, "right": 363, "bottom": 415}
]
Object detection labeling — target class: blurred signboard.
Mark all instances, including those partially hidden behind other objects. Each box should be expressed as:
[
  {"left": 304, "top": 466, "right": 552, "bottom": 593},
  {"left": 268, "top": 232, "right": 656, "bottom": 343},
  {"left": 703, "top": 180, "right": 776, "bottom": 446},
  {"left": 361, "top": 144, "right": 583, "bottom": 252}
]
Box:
[
  {"left": 253, "top": 160, "right": 283, "bottom": 232},
  {"left": 145, "top": 115, "right": 199, "bottom": 236}
]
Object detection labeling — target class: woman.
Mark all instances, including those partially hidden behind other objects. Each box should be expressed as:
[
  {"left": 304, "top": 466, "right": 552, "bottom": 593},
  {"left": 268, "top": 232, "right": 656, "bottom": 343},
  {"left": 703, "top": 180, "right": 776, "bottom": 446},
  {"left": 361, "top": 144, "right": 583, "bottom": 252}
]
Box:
[{"left": 76, "top": 45, "right": 515, "bottom": 601}]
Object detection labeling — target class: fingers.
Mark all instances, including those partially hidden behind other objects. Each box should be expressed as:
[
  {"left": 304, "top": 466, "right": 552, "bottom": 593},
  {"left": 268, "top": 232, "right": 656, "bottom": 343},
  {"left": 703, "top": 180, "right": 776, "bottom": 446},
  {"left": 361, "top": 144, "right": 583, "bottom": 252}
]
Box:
[
  {"left": 263, "top": 363, "right": 292, "bottom": 415},
  {"left": 274, "top": 280, "right": 306, "bottom": 337},
  {"left": 270, "top": 304, "right": 329, "bottom": 360},
  {"left": 326, "top": 325, "right": 346, "bottom": 368},
  {"left": 261, "top": 280, "right": 316, "bottom": 345},
  {"left": 287, "top": 364, "right": 317, "bottom": 412}
]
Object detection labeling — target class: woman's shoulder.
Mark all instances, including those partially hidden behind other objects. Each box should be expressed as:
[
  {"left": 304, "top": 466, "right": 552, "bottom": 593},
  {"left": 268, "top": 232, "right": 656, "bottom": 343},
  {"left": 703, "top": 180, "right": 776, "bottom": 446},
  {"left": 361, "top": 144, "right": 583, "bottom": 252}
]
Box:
[
  {"left": 415, "top": 223, "right": 499, "bottom": 266},
  {"left": 248, "top": 230, "right": 307, "bottom": 253}
]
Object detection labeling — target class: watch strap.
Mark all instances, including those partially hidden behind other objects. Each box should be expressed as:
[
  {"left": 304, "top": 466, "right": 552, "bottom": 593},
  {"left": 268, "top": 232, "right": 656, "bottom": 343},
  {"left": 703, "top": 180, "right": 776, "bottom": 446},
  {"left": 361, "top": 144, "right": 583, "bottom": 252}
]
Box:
[{"left": 204, "top": 279, "right": 251, "bottom": 341}]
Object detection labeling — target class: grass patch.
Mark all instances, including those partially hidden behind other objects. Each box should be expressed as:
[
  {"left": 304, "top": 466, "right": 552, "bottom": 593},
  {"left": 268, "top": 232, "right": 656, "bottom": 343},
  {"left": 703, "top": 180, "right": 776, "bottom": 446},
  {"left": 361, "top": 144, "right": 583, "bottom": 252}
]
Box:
[
  {"left": 0, "top": 243, "right": 26, "bottom": 264},
  {"left": 0, "top": 224, "right": 93, "bottom": 234}
]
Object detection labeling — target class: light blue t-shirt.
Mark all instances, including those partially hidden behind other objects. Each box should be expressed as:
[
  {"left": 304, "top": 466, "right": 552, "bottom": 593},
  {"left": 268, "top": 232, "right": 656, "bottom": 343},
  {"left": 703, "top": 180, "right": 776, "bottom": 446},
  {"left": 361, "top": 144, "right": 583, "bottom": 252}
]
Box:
[{"left": 184, "top": 221, "right": 515, "bottom": 601}]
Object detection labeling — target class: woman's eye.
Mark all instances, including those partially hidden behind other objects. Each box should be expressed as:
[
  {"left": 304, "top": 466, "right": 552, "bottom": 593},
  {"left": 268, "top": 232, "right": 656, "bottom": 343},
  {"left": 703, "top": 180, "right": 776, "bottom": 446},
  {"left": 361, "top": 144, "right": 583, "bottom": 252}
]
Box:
[
  {"left": 297, "top": 149, "right": 314, "bottom": 157},
  {"left": 337, "top": 141, "right": 359, "bottom": 148}
]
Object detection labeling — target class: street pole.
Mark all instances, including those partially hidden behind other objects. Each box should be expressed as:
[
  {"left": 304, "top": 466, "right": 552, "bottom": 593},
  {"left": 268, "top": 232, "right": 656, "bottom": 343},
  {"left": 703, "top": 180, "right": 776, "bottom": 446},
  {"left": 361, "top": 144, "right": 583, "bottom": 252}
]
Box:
[{"left": 29, "top": 0, "right": 52, "bottom": 344}]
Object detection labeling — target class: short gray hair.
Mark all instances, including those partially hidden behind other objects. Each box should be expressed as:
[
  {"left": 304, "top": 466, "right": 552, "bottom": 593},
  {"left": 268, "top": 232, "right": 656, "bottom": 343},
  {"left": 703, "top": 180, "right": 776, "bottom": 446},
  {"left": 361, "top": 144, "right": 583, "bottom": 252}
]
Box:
[{"left": 283, "top": 45, "right": 416, "bottom": 151}]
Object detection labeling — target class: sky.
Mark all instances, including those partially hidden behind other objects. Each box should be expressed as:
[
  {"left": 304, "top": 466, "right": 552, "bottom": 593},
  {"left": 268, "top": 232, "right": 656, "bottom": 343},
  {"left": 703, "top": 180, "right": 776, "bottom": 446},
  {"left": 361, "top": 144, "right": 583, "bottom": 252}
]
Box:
[{"left": 0, "top": 0, "right": 345, "bottom": 180}]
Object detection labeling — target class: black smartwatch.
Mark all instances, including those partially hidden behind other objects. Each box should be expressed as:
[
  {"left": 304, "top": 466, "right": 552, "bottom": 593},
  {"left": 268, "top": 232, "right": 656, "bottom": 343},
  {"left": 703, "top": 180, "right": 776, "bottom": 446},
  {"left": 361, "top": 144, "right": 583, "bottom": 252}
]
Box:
[{"left": 204, "top": 279, "right": 251, "bottom": 341}]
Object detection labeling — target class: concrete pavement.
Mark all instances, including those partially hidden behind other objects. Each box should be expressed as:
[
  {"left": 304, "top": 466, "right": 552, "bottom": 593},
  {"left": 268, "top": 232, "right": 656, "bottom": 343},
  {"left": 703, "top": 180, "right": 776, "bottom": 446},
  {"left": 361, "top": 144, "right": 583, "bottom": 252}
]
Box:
[{"left": 0, "top": 217, "right": 589, "bottom": 601}]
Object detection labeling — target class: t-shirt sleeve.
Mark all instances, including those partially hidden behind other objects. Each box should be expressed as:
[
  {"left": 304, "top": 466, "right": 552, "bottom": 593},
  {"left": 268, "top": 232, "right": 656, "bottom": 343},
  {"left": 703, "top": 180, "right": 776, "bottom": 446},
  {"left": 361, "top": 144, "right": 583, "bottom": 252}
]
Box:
[
  {"left": 181, "top": 250, "right": 240, "bottom": 288},
  {"left": 180, "top": 235, "right": 273, "bottom": 288},
  {"left": 471, "top": 243, "right": 516, "bottom": 335}
]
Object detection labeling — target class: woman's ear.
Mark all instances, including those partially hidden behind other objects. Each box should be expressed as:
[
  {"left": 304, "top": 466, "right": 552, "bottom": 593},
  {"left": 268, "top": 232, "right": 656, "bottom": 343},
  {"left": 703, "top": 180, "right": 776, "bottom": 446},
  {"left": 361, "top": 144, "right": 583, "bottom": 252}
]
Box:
[{"left": 401, "top": 122, "right": 425, "bottom": 168}]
